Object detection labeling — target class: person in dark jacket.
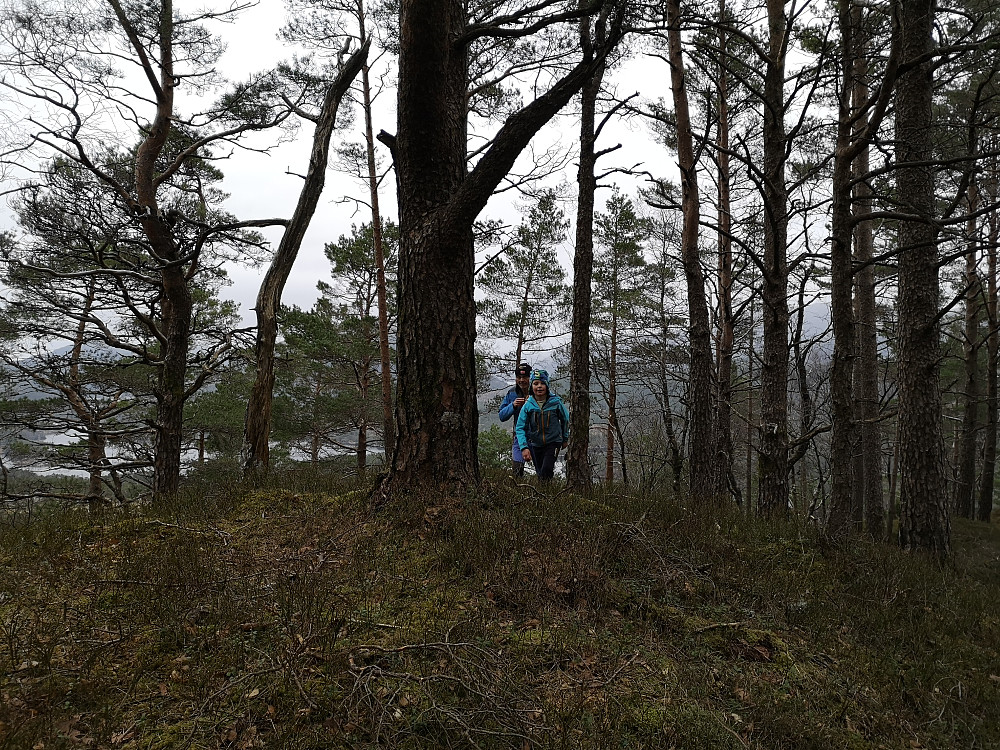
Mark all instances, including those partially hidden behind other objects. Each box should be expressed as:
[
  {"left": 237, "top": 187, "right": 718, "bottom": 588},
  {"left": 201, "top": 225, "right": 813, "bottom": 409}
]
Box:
[
  {"left": 498, "top": 362, "right": 532, "bottom": 477},
  {"left": 515, "top": 368, "right": 569, "bottom": 481}
]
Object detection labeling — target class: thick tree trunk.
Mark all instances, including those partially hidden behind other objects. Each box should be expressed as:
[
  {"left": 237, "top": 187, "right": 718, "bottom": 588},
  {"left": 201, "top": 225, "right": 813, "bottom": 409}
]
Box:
[
  {"left": 895, "top": 0, "right": 950, "bottom": 554},
  {"left": 243, "top": 44, "right": 367, "bottom": 476},
  {"left": 388, "top": 0, "right": 477, "bottom": 489},
  {"left": 955, "top": 182, "right": 981, "bottom": 519},
  {"left": 152, "top": 264, "right": 192, "bottom": 499},
  {"left": 978, "top": 186, "right": 998, "bottom": 522},
  {"left": 757, "top": 0, "right": 790, "bottom": 516},
  {"left": 666, "top": 0, "right": 715, "bottom": 501},
  {"left": 567, "top": 18, "right": 607, "bottom": 492},
  {"left": 386, "top": 0, "right": 621, "bottom": 493}
]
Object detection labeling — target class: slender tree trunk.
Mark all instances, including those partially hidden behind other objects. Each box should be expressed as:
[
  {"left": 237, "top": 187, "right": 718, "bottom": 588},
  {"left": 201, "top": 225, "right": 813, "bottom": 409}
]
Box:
[
  {"left": 888, "top": 423, "right": 900, "bottom": 535},
  {"left": 790, "top": 273, "right": 814, "bottom": 474},
  {"left": 853, "top": 21, "right": 885, "bottom": 538},
  {"left": 357, "top": 4, "right": 395, "bottom": 456},
  {"left": 978, "top": 180, "right": 998, "bottom": 522},
  {"left": 243, "top": 45, "right": 367, "bottom": 477},
  {"left": 666, "top": 0, "right": 715, "bottom": 501},
  {"left": 746, "top": 291, "right": 755, "bottom": 509},
  {"left": 757, "top": 0, "right": 790, "bottom": 516},
  {"left": 955, "top": 182, "right": 981, "bottom": 518},
  {"left": 606, "top": 305, "right": 618, "bottom": 483},
  {"left": 895, "top": 0, "right": 950, "bottom": 554},
  {"left": 515, "top": 263, "right": 536, "bottom": 368},
  {"left": 567, "top": 17, "right": 608, "bottom": 491},
  {"left": 713, "top": 0, "right": 735, "bottom": 501},
  {"left": 826, "top": 0, "right": 859, "bottom": 536}
]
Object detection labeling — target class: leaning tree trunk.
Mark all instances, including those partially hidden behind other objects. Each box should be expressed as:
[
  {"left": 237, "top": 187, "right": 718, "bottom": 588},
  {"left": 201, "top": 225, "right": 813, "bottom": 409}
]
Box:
[
  {"left": 895, "top": 0, "right": 950, "bottom": 555},
  {"left": 243, "top": 44, "right": 368, "bottom": 477},
  {"left": 566, "top": 16, "right": 608, "bottom": 492},
  {"left": 757, "top": 0, "right": 790, "bottom": 516},
  {"left": 666, "top": 0, "right": 715, "bottom": 501}
]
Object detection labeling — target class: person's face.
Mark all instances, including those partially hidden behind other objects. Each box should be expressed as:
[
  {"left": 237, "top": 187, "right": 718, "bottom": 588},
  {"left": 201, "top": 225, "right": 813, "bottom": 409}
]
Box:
[
  {"left": 516, "top": 373, "right": 530, "bottom": 389},
  {"left": 532, "top": 380, "right": 548, "bottom": 399}
]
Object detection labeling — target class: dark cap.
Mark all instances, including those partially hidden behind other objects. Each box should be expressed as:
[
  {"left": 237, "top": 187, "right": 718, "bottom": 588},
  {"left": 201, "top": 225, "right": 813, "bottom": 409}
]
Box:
[{"left": 515, "top": 363, "right": 531, "bottom": 377}]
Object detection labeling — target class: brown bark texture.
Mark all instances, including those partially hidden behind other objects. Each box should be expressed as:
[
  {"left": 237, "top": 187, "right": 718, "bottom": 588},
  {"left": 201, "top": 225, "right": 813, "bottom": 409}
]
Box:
[
  {"left": 713, "top": 0, "right": 736, "bottom": 502},
  {"left": 387, "top": 0, "right": 623, "bottom": 492},
  {"left": 566, "top": 16, "right": 608, "bottom": 492},
  {"left": 895, "top": 0, "right": 950, "bottom": 555},
  {"left": 666, "top": 0, "right": 715, "bottom": 501},
  {"left": 757, "top": 0, "right": 790, "bottom": 516},
  {"left": 826, "top": 0, "right": 859, "bottom": 536}
]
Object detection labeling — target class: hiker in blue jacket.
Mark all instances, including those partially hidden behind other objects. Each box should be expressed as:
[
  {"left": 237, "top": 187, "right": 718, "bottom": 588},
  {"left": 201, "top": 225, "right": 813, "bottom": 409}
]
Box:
[
  {"left": 498, "top": 362, "right": 532, "bottom": 477},
  {"left": 515, "top": 368, "right": 569, "bottom": 481}
]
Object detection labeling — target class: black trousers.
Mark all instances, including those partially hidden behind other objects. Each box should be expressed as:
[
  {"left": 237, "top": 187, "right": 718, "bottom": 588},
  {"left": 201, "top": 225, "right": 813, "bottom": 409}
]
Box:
[{"left": 528, "top": 443, "right": 560, "bottom": 481}]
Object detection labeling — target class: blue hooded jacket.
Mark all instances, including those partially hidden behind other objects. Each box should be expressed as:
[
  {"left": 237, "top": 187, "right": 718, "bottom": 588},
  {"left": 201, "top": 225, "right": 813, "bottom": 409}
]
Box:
[{"left": 515, "top": 391, "right": 570, "bottom": 449}]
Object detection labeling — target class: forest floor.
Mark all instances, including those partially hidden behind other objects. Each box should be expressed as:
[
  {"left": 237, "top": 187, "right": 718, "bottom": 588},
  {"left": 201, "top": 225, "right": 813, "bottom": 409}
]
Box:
[{"left": 1, "top": 470, "right": 998, "bottom": 749}]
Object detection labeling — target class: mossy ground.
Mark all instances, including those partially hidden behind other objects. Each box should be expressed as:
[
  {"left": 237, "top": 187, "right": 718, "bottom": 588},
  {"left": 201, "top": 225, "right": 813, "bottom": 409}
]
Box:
[{"left": 1, "top": 470, "right": 997, "bottom": 749}]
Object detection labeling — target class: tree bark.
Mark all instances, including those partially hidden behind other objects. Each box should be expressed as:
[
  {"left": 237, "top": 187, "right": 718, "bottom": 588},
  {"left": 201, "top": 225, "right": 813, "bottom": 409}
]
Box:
[
  {"left": 243, "top": 43, "right": 368, "bottom": 477},
  {"left": 386, "top": 0, "right": 622, "bottom": 492},
  {"left": 757, "top": 0, "right": 790, "bottom": 516},
  {"left": 713, "top": 0, "right": 736, "bottom": 502},
  {"left": 566, "top": 16, "right": 608, "bottom": 492},
  {"left": 895, "top": 0, "right": 950, "bottom": 555},
  {"left": 357, "top": 3, "right": 396, "bottom": 458},
  {"left": 826, "top": 0, "right": 859, "bottom": 536},
  {"left": 978, "top": 179, "right": 998, "bottom": 522},
  {"left": 852, "top": 11, "right": 885, "bottom": 539},
  {"left": 955, "top": 181, "right": 981, "bottom": 519},
  {"left": 666, "top": 0, "right": 715, "bottom": 501}
]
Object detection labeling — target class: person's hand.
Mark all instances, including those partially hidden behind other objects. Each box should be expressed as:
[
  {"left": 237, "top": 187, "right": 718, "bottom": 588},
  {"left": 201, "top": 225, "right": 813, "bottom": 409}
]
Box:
[
  {"left": 561, "top": 442, "right": 568, "bottom": 449},
  {"left": 514, "top": 397, "right": 526, "bottom": 407},
  {"left": 521, "top": 448, "right": 532, "bottom": 462}
]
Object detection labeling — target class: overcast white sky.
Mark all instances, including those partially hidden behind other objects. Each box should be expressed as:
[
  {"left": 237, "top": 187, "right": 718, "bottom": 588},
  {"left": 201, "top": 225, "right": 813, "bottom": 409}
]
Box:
[
  {"left": 206, "top": 0, "right": 673, "bottom": 324},
  {"left": 0, "top": 0, "right": 672, "bottom": 329}
]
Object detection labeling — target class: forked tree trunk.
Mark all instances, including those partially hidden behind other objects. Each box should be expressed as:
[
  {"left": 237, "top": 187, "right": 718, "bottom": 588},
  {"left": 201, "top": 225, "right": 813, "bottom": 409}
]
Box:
[
  {"left": 895, "top": 0, "right": 950, "bottom": 555},
  {"left": 666, "top": 0, "right": 715, "bottom": 501},
  {"left": 385, "top": 0, "right": 622, "bottom": 493}
]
